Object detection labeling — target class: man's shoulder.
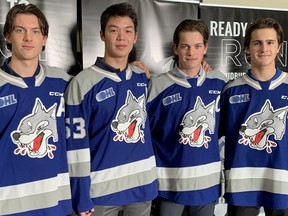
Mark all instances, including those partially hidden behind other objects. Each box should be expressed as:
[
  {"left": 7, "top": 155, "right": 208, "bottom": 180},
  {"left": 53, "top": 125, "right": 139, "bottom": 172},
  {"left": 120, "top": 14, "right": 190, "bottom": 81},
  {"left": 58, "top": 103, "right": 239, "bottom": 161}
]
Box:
[
  {"left": 222, "top": 74, "right": 247, "bottom": 93},
  {"left": 205, "top": 70, "right": 228, "bottom": 83},
  {"left": 128, "top": 64, "right": 146, "bottom": 75},
  {"left": 42, "top": 64, "right": 72, "bottom": 82}
]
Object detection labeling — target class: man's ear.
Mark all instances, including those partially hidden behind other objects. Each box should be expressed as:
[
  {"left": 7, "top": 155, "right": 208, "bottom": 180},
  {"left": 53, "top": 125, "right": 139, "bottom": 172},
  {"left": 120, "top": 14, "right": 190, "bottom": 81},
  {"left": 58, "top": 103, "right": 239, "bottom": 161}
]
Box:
[
  {"left": 100, "top": 31, "right": 105, "bottom": 41},
  {"left": 43, "top": 36, "right": 48, "bottom": 46},
  {"left": 204, "top": 43, "right": 208, "bottom": 55},
  {"left": 5, "top": 35, "right": 11, "bottom": 43},
  {"left": 133, "top": 31, "right": 138, "bottom": 44},
  {"left": 173, "top": 43, "right": 178, "bottom": 55},
  {"left": 245, "top": 48, "right": 250, "bottom": 55}
]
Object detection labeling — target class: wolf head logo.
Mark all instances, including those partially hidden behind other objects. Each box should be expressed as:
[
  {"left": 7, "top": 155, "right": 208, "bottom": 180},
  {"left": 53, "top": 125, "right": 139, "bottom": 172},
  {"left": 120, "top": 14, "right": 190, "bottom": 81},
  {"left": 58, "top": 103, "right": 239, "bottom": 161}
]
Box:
[
  {"left": 11, "top": 98, "right": 58, "bottom": 159},
  {"left": 179, "top": 97, "right": 216, "bottom": 148},
  {"left": 111, "top": 90, "right": 146, "bottom": 143},
  {"left": 239, "top": 100, "right": 288, "bottom": 153}
]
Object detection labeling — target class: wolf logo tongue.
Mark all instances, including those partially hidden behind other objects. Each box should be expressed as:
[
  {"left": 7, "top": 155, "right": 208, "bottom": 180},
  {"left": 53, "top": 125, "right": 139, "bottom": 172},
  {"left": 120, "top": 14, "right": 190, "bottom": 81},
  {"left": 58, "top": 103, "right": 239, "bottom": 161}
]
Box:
[
  {"left": 33, "top": 133, "right": 44, "bottom": 152},
  {"left": 193, "top": 126, "right": 202, "bottom": 142},
  {"left": 254, "top": 129, "right": 266, "bottom": 145},
  {"left": 127, "top": 120, "right": 137, "bottom": 138},
  {"left": 111, "top": 90, "right": 147, "bottom": 143}
]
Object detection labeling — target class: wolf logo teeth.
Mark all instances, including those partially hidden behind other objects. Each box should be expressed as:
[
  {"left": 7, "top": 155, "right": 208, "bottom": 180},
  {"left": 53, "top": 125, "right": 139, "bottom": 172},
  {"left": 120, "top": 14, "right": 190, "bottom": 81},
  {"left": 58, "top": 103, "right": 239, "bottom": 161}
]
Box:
[
  {"left": 179, "top": 97, "right": 216, "bottom": 148},
  {"left": 11, "top": 98, "right": 58, "bottom": 159},
  {"left": 239, "top": 100, "right": 288, "bottom": 153},
  {"left": 111, "top": 90, "right": 146, "bottom": 143}
]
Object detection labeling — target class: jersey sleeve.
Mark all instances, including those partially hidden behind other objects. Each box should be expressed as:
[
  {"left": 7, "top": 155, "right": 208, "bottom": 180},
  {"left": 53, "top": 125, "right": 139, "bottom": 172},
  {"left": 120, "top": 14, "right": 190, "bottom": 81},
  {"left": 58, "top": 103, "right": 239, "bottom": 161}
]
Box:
[
  {"left": 65, "top": 77, "right": 94, "bottom": 213},
  {"left": 219, "top": 86, "right": 229, "bottom": 139},
  {"left": 147, "top": 79, "right": 161, "bottom": 132}
]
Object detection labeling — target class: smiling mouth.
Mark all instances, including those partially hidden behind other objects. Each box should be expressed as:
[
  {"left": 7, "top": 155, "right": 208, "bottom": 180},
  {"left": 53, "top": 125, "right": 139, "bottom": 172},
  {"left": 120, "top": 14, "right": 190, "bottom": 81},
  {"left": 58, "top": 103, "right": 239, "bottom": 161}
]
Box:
[
  {"left": 22, "top": 45, "right": 34, "bottom": 48},
  {"left": 116, "top": 45, "right": 127, "bottom": 49},
  {"left": 186, "top": 58, "right": 197, "bottom": 61}
]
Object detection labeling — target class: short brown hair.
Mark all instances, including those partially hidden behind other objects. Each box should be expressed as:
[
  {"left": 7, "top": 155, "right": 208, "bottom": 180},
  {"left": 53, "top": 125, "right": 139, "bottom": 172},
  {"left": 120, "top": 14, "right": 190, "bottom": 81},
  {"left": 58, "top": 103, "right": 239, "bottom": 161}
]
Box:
[
  {"left": 100, "top": 2, "right": 138, "bottom": 33},
  {"left": 173, "top": 19, "right": 209, "bottom": 62},
  {"left": 3, "top": 3, "right": 49, "bottom": 51},
  {"left": 244, "top": 18, "right": 283, "bottom": 62}
]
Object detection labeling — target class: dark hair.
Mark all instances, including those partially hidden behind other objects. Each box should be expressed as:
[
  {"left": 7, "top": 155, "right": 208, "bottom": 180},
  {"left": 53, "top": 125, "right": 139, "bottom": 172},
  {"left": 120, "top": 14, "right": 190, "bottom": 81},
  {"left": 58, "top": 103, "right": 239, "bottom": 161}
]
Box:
[
  {"left": 173, "top": 19, "right": 209, "bottom": 62},
  {"left": 244, "top": 18, "right": 283, "bottom": 62},
  {"left": 3, "top": 3, "right": 49, "bottom": 51},
  {"left": 100, "top": 2, "right": 138, "bottom": 33}
]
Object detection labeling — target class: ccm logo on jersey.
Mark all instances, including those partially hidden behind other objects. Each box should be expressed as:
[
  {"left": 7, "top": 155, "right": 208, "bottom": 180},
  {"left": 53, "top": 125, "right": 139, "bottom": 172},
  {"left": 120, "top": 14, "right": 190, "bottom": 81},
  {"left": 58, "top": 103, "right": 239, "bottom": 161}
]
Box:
[
  {"left": 281, "top": 95, "right": 288, "bottom": 100},
  {"left": 209, "top": 90, "right": 221, "bottom": 95},
  {"left": 49, "top": 91, "right": 64, "bottom": 97},
  {"left": 137, "top": 83, "right": 147, "bottom": 87},
  {"left": 229, "top": 94, "right": 250, "bottom": 104}
]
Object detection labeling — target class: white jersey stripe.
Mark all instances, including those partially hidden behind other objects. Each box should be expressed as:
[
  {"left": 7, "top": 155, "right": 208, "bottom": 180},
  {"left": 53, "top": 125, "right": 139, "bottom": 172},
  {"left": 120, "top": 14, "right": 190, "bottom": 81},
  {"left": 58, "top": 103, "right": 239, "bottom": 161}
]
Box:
[
  {"left": 0, "top": 185, "right": 71, "bottom": 215},
  {"left": 226, "top": 167, "right": 288, "bottom": 182},
  {"left": 226, "top": 167, "right": 288, "bottom": 194},
  {"left": 90, "top": 156, "right": 156, "bottom": 184},
  {"left": 0, "top": 173, "right": 70, "bottom": 201},
  {"left": 90, "top": 167, "right": 157, "bottom": 197},
  {"left": 67, "top": 148, "right": 90, "bottom": 164},
  {"left": 157, "top": 161, "right": 221, "bottom": 179}
]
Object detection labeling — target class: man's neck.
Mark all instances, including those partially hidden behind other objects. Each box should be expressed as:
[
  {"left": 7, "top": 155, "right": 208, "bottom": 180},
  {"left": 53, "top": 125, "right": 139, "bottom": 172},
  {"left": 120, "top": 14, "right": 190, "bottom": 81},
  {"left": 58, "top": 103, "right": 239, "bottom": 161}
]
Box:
[
  {"left": 179, "top": 66, "right": 200, "bottom": 78},
  {"left": 250, "top": 65, "right": 276, "bottom": 81},
  {"left": 103, "top": 55, "right": 128, "bottom": 71},
  {"left": 9, "top": 57, "right": 39, "bottom": 78}
]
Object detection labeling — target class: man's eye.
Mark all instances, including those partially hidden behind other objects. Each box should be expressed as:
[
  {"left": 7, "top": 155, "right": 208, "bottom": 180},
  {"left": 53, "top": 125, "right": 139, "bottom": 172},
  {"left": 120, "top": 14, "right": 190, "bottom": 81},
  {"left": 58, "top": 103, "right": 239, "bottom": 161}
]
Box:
[
  {"left": 15, "top": 29, "right": 23, "bottom": 33},
  {"left": 180, "top": 45, "right": 189, "bottom": 50}
]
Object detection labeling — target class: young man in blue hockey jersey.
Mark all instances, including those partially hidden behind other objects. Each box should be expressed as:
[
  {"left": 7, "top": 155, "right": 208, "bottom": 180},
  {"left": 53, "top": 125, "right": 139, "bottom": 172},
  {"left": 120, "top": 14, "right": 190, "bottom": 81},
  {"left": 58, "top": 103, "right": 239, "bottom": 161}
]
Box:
[
  {"left": 220, "top": 18, "right": 288, "bottom": 216},
  {"left": 147, "top": 19, "right": 227, "bottom": 216},
  {"left": 0, "top": 4, "right": 72, "bottom": 216},
  {"left": 65, "top": 2, "right": 157, "bottom": 216}
]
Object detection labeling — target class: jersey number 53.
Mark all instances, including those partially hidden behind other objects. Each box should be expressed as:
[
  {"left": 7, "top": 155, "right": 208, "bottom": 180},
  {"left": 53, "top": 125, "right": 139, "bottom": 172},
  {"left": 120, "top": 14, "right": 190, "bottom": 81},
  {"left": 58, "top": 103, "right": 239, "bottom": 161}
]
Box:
[{"left": 66, "top": 117, "right": 86, "bottom": 139}]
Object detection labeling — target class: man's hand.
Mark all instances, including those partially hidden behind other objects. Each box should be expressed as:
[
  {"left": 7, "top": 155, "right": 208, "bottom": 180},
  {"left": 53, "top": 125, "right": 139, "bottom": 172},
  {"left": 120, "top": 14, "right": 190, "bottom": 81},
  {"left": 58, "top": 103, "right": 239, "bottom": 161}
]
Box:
[
  {"left": 79, "top": 208, "right": 94, "bottom": 216},
  {"left": 201, "top": 60, "right": 212, "bottom": 72},
  {"left": 131, "top": 61, "right": 151, "bottom": 78}
]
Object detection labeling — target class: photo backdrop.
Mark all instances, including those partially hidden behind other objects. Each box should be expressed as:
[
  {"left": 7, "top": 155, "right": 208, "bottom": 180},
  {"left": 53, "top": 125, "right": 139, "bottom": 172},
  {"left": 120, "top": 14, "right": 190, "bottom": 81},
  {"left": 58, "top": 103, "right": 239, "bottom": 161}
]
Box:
[
  {"left": 81, "top": 0, "right": 199, "bottom": 74},
  {"left": 201, "top": 3, "right": 288, "bottom": 79},
  {"left": 82, "top": 0, "right": 288, "bottom": 80}
]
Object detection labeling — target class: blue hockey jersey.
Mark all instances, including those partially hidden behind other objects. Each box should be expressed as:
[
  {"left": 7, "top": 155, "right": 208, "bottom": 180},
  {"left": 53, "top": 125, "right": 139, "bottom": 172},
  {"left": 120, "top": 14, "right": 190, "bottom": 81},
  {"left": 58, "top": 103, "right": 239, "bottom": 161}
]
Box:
[
  {"left": 220, "top": 68, "right": 288, "bottom": 209},
  {"left": 147, "top": 67, "right": 227, "bottom": 205},
  {"left": 65, "top": 58, "right": 158, "bottom": 213},
  {"left": 0, "top": 63, "right": 72, "bottom": 215}
]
